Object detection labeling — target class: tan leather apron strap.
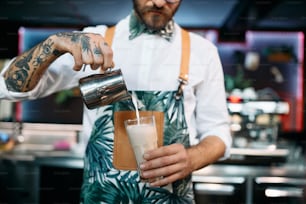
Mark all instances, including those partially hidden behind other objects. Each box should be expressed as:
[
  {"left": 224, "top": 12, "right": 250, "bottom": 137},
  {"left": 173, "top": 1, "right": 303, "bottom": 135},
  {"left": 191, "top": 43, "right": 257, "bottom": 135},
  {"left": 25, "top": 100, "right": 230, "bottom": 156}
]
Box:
[
  {"left": 104, "top": 26, "right": 115, "bottom": 47},
  {"left": 179, "top": 29, "right": 190, "bottom": 83},
  {"left": 175, "top": 29, "right": 190, "bottom": 99}
]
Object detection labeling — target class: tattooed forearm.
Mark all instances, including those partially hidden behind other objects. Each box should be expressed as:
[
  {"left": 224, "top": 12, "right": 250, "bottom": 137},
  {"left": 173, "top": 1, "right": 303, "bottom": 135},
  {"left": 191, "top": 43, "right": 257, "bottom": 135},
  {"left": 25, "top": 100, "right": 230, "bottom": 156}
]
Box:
[
  {"left": 4, "top": 67, "right": 30, "bottom": 91},
  {"left": 4, "top": 37, "right": 62, "bottom": 92},
  {"left": 4, "top": 32, "right": 100, "bottom": 92},
  {"left": 4, "top": 48, "right": 35, "bottom": 91},
  {"left": 33, "top": 39, "right": 56, "bottom": 66}
]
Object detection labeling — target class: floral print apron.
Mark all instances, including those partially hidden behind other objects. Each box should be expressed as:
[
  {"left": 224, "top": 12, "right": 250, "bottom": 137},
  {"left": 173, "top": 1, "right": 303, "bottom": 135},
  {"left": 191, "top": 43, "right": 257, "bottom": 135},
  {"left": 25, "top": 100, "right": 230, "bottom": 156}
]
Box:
[{"left": 80, "top": 28, "right": 194, "bottom": 204}]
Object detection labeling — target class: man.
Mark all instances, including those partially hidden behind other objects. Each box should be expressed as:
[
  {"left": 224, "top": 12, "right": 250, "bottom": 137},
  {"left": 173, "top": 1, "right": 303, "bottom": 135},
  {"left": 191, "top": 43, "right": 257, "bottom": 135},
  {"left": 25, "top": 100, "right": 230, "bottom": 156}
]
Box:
[{"left": 0, "top": 0, "right": 232, "bottom": 203}]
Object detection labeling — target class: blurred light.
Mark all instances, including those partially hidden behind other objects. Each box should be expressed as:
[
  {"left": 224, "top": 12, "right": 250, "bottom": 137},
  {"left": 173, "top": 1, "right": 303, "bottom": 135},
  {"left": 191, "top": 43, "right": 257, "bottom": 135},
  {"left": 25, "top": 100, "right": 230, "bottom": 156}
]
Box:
[
  {"left": 266, "top": 187, "right": 303, "bottom": 198},
  {"left": 228, "top": 95, "right": 243, "bottom": 103}
]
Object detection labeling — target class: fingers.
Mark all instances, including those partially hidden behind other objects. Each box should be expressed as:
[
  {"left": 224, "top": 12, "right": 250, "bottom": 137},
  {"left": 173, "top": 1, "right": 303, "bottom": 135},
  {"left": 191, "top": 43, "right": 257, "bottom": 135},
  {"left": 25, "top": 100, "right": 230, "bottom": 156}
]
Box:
[
  {"left": 143, "top": 143, "right": 184, "bottom": 161},
  {"left": 72, "top": 50, "right": 84, "bottom": 71},
  {"left": 147, "top": 170, "right": 182, "bottom": 187},
  {"left": 99, "top": 41, "right": 114, "bottom": 71},
  {"left": 90, "top": 43, "right": 104, "bottom": 70},
  {"left": 70, "top": 33, "right": 113, "bottom": 71},
  {"left": 140, "top": 159, "right": 188, "bottom": 187},
  {"left": 140, "top": 144, "right": 192, "bottom": 186}
]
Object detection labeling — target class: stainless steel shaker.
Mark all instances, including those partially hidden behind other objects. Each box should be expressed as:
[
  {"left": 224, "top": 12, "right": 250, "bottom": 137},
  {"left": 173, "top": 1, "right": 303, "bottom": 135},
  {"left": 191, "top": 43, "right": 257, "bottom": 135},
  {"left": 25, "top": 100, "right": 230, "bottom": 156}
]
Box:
[{"left": 79, "top": 69, "right": 131, "bottom": 109}]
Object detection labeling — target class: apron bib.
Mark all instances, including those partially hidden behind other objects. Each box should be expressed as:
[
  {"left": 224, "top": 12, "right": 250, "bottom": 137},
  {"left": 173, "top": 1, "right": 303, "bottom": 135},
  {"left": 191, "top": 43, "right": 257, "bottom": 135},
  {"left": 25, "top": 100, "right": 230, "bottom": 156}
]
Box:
[{"left": 80, "top": 28, "right": 194, "bottom": 204}]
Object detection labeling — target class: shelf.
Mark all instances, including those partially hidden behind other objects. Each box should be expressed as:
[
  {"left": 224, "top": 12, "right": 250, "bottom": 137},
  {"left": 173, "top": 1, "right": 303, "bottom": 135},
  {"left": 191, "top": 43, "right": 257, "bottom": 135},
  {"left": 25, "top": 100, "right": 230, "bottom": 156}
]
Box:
[{"left": 228, "top": 101, "right": 289, "bottom": 114}]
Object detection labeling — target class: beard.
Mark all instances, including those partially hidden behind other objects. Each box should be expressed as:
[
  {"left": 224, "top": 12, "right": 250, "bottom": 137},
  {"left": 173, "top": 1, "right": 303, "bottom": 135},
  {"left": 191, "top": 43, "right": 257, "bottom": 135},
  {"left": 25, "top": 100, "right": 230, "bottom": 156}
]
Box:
[{"left": 133, "top": 0, "right": 180, "bottom": 31}]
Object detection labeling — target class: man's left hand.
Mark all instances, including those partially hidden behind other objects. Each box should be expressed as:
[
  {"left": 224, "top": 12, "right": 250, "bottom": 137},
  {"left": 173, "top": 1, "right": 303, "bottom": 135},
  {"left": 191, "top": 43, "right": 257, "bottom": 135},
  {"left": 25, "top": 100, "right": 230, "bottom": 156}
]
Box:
[{"left": 139, "top": 143, "right": 193, "bottom": 186}]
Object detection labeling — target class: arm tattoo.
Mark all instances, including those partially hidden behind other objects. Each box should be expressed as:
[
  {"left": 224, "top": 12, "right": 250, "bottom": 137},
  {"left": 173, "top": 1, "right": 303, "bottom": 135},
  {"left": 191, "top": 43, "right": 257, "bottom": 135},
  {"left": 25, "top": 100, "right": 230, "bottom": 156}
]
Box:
[
  {"left": 5, "top": 49, "right": 34, "bottom": 91},
  {"left": 33, "top": 39, "right": 55, "bottom": 66},
  {"left": 5, "top": 38, "right": 61, "bottom": 92}
]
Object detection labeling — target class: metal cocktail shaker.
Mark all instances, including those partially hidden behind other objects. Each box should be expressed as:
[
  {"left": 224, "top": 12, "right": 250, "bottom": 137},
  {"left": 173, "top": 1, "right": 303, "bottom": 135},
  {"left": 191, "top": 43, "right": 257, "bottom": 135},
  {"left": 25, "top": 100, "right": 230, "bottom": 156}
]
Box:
[{"left": 79, "top": 69, "right": 131, "bottom": 109}]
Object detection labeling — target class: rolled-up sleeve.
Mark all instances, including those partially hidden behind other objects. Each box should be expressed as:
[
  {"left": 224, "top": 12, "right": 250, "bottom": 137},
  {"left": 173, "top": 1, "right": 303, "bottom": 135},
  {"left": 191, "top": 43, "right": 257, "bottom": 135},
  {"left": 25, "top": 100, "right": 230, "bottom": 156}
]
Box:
[
  {"left": 196, "top": 45, "right": 232, "bottom": 159},
  {"left": 196, "top": 50, "right": 232, "bottom": 158},
  {"left": 184, "top": 35, "right": 232, "bottom": 160}
]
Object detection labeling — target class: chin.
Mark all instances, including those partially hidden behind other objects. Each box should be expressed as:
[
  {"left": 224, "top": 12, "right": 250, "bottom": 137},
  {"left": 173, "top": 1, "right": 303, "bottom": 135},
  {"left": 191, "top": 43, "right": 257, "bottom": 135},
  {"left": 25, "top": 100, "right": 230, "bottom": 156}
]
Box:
[{"left": 146, "top": 16, "right": 168, "bottom": 30}]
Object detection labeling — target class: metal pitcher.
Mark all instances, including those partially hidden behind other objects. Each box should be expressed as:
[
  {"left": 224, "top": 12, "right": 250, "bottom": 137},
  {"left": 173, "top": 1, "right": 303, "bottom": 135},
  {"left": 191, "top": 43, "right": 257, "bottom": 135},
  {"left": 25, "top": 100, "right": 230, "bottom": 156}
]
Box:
[{"left": 79, "top": 69, "right": 131, "bottom": 109}]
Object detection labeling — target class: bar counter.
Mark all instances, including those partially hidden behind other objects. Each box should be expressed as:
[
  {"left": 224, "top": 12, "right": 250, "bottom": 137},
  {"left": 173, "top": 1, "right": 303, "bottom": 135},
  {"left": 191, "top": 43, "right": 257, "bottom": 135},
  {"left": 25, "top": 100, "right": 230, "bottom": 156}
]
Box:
[
  {"left": 1, "top": 143, "right": 305, "bottom": 177},
  {"left": 1, "top": 142, "right": 306, "bottom": 203}
]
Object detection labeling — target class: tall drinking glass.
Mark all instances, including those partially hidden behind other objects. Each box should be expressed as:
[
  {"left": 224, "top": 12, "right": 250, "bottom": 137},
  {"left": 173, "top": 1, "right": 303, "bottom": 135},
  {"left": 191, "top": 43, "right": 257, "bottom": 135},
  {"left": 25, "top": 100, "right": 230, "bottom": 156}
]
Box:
[{"left": 124, "top": 115, "right": 158, "bottom": 181}]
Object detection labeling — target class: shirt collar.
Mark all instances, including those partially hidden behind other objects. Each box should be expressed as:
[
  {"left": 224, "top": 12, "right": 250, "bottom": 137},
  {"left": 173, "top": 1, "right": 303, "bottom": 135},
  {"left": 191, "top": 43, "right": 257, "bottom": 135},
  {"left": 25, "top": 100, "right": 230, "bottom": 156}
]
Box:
[{"left": 129, "top": 11, "right": 175, "bottom": 42}]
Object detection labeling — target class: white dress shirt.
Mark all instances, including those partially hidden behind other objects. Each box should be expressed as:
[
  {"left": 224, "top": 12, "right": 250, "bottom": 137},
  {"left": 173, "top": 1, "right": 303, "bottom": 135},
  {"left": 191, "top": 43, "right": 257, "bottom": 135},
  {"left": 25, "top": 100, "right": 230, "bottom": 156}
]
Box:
[{"left": 0, "top": 15, "right": 232, "bottom": 159}]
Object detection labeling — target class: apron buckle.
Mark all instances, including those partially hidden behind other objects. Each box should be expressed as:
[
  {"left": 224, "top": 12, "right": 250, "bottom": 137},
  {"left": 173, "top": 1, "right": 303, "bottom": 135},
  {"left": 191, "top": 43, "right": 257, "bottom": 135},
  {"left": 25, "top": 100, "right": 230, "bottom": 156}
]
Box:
[{"left": 175, "top": 78, "right": 188, "bottom": 100}]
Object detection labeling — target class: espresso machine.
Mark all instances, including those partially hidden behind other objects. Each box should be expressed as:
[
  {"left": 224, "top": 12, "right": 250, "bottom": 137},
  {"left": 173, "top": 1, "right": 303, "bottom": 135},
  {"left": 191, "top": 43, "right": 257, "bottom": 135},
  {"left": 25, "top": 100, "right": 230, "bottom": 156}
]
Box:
[{"left": 228, "top": 100, "right": 289, "bottom": 150}]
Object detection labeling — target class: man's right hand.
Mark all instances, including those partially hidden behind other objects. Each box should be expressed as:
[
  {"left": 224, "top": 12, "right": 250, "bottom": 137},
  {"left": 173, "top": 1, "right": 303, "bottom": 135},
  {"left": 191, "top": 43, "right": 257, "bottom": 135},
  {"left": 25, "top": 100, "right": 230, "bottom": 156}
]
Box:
[
  {"left": 4, "top": 31, "right": 114, "bottom": 92},
  {"left": 51, "top": 32, "right": 114, "bottom": 71}
]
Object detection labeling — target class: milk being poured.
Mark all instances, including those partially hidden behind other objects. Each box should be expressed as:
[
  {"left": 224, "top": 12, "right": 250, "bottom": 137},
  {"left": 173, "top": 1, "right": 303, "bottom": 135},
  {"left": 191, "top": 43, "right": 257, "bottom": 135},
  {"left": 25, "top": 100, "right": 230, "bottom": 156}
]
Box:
[{"left": 131, "top": 94, "right": 140, "bottom": 124}]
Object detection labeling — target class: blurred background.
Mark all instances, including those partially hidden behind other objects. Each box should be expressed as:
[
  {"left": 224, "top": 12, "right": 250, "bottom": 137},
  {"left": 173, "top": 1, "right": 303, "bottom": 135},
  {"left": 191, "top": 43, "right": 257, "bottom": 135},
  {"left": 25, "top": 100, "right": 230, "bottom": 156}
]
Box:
[{"left": 1, "top": 0, "right": 306, "bottom": 204}]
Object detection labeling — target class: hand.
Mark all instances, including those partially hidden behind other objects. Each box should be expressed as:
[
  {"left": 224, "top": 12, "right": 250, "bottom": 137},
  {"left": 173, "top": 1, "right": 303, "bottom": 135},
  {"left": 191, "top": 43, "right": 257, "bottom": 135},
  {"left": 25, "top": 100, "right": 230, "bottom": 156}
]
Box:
[
  {"left": 51, "top": 32, "right": 114, "bottom": 71},
  {"left": 139, "top": 143, "right": 193, "bottom": 187}
]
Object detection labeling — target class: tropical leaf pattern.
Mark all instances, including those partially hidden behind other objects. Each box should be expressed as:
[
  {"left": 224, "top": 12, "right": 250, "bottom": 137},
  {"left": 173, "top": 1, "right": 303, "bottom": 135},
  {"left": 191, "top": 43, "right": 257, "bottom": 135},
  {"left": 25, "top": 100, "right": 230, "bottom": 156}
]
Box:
[{"left": 80, "top": 91, "right": 194, "bottom": 203}]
